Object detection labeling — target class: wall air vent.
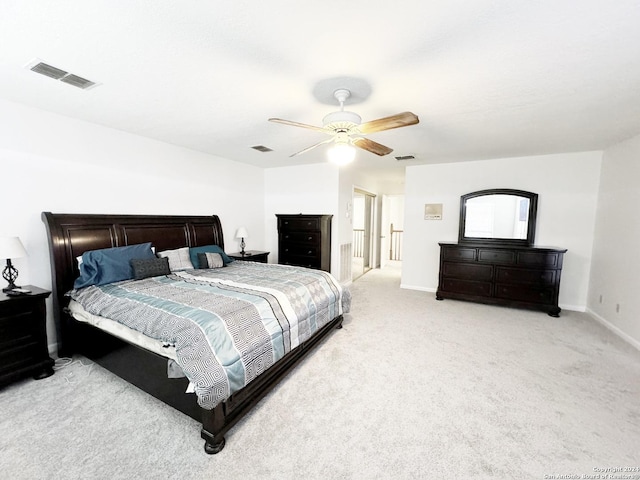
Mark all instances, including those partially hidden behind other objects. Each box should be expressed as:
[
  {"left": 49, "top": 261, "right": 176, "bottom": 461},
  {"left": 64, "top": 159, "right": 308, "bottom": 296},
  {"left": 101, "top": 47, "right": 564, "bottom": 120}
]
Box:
[
  {"left": 25, "top": 59, "right": 99, "bottom": 90},
  {"left": 395, "top": 155, "right": 415, "bottom": 161},
  {"left": 251, "top": 145, "right": 273, "bottom": 152}
]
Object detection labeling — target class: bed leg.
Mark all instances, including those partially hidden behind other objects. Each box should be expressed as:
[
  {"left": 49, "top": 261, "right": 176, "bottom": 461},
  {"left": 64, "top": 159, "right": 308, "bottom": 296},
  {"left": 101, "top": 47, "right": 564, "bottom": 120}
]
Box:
[
  {"left": 335, "top": 316, "right": 344, "bottom": 329},
  {"left": 203, "top": 436, "right": 225, "bottom": 455}
]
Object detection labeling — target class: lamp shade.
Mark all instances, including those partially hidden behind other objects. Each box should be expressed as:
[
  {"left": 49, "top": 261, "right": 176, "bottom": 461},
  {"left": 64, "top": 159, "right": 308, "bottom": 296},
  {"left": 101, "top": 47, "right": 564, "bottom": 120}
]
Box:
[
  {"left": 327, "top": 143, "right": 356, "bottom": 166},
  {"left": 235, "top": 227, "right": 248, "bottom": 239},
  {"left": 0, "top": 237, "right": 27, "bottom": 259}
]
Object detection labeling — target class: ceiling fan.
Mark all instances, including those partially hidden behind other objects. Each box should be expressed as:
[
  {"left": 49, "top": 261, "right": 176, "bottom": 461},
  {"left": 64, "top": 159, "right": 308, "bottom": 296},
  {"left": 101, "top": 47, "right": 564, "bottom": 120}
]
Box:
[{"left": 269, "top": 88, "right": 419, "bottom": 158}]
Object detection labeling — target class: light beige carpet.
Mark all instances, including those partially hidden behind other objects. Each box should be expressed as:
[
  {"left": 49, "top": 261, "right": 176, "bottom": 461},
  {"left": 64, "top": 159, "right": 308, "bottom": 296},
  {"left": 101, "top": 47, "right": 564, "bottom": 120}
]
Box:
[{"left": 1, "top": 264, "right": 639, "bottom": 479}]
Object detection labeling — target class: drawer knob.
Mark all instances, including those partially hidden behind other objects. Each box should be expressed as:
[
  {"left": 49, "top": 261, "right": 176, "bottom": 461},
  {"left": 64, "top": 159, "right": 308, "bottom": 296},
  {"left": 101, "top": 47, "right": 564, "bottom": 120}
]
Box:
[
  {"left": 308, "top": 236, "right": 312, "bottom": 240},
  {"left": 308, "top": 250, "right": 312, "bottom": 254}
]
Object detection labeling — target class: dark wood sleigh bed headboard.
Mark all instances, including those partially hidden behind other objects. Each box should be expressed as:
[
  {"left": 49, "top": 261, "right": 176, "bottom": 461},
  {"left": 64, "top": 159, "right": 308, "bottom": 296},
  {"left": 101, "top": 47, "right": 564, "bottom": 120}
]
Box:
[{"left": 41, "top": 212, "right": 225, "bottom": 356}]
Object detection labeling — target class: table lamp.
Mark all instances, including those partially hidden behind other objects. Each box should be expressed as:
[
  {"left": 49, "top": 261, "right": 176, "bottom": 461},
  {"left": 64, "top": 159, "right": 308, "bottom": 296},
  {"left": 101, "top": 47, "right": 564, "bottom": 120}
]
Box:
[
  {"left": 0, "top": 236, "right": 28, "bottom": 292},
  {"left": 235, "top": 227, "right": 248, "bottom": 255}
]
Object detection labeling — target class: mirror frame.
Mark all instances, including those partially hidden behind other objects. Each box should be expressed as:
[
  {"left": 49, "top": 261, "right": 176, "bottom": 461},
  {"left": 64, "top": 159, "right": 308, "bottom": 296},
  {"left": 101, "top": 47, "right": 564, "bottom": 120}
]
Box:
[{"left": 458, "top": 188, "right": 538, "bottom": 246}]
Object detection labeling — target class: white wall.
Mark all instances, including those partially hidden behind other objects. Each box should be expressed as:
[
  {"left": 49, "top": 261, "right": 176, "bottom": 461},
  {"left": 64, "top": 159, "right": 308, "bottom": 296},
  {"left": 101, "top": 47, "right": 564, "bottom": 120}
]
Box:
[
  {"left": 263, "top": 163, "right": 340, "bottom": 272},
  {"left": 263, "top": 162, "right": 394, "bottom": 279},
  {"left": 0, "top": 99, "right": 265, "bottom": 351},
  {"left": 588, "top": 133, "right": 640, "bottom": 347},
  {"left": 401, "top": 151, "right": 602, "bottom": 311}
]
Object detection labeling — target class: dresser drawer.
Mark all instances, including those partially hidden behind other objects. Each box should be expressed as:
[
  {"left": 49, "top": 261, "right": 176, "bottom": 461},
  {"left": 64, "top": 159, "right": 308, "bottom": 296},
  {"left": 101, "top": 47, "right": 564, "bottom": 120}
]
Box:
[
  {"left": 478, "top": 249, "right": 516, "bottom": 264},
  {"left": 278, "top": 218, "right": 320, "bottom": 232},
  {"left": 495, "top": 284, "right": 554, "bottom": 304},
  {"left": 442, "top": 262, "right": 493, "bottom": 281},
  {"left": 517, "top": 251, "right": 560, "bottom": 268},
  {"left": 496, "top": 267, "right": 555, "bottom": 286},
  {"left": 281, "top": 244, "right": 319, "bottom": 256},
  {"left": 279, "top": 254, "right": 320, "bottom": 269},
  {"left": 441, "top": 278, "right": 492, "bottom": 296},
  {"left": 0, "top": 301, "right": 38, "bottom": 319},
  {"left": 442, "top": 246, "right": 476, "bottom": 262},
  {"left": 0, "top": 311, "right": 35, "bottom": 348},
  {"left": 0, "top": 341, "right": 40, "bottom": 373},
  {"left": 279, "top": 232, "right": 320, "bottom": 244}
]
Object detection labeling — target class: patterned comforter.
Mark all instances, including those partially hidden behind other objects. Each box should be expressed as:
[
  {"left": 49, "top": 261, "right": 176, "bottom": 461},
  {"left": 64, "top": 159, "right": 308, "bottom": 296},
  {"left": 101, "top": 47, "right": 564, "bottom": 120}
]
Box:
[{"left": 68, "top": 262, "right": 350, "bottom": 410}]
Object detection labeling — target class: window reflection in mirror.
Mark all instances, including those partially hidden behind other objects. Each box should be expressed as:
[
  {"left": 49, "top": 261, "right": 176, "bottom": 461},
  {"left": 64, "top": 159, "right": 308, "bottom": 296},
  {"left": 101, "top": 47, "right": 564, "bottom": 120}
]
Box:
[
  {"left": 459, "top": 189, "right": 538, "bottom": 245},
  {"left": 464, "top": 194, "right": 530, "bottom": 240}
]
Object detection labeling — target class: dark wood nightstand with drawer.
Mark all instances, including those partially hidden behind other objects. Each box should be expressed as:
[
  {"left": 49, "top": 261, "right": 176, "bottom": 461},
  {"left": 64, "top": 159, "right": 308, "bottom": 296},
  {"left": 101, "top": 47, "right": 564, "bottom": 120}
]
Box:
[
  {"left": 0, "top": 285, "right": 54, "bottom": 387},
  {"left": 227, "top": 251, "right": 270, "bottom": 263}
]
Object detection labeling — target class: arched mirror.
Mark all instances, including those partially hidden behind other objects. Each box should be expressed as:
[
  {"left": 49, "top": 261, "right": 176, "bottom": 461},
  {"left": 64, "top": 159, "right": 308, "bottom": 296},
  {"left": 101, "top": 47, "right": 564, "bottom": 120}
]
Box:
[{"left": 458, "top": 189, "right": 538, "bottom": 246}]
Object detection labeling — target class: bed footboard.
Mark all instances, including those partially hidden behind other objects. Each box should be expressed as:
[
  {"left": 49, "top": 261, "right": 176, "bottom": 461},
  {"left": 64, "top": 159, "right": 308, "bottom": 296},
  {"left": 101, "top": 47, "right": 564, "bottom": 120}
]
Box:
[{"left": 200, "top": 315, "right": 343, "bottom": 454}]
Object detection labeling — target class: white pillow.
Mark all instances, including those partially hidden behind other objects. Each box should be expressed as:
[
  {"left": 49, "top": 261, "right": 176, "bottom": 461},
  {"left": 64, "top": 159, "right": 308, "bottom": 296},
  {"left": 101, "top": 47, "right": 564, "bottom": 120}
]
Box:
[
  {"left": 158, "top": 247, "right": 193, "bottom": 271},
  {"left": 202, "top": 252, "right": 224, "bottom": 268}
]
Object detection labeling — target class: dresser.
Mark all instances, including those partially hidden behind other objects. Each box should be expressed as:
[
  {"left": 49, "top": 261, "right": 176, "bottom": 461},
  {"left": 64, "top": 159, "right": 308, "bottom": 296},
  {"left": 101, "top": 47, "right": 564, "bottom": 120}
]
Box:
[
  {"left": 0, "top": 285, "right": 54, "bottom": 387},
  {"left": 436, "top": 243, "right": 567, "bottom": 316},
  {"left": 276, "top": 214, "right": 332, "bottom": 272}
]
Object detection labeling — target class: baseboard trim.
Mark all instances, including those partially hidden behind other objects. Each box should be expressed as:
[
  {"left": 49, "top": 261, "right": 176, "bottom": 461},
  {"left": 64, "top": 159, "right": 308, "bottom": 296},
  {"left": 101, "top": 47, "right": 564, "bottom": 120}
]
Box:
[
  {"left": 586, "top": 308, "right": 640, "bottom": 351},
  {"left": 559, "top": 304, "right": 586, "bottom": 312},
  {"left": 400, "top": 284, "right": 436, "bottom": 293}
]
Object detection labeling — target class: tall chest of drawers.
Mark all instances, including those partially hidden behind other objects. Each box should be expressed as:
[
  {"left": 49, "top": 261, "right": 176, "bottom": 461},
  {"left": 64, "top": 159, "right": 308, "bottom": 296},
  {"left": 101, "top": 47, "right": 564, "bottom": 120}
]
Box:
[
  {"left": 436, "top": 243, "right": 567, "bottom": 316},
  {"left": 276, "top": 214, "right": 332, "bottom": 272}
]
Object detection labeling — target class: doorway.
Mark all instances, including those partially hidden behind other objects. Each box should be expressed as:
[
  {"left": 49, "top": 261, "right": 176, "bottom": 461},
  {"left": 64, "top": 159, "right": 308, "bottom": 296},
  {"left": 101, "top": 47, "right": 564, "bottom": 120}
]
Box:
[
  {"left": 352, "top": 188, "right": 376, "bottom": 280},
  {"left": 380, "top": 194, "right": 404, "bottom": 268}
]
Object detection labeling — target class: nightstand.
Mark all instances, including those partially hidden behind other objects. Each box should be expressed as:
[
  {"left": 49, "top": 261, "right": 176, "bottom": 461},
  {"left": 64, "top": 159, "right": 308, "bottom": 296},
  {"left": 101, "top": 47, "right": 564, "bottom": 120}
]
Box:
[
  {"left": 228, "top": 251, "right": 270, "bottom": 263},
  {"left": 0, "top": 285, "right": 54, "bottom": 387}
]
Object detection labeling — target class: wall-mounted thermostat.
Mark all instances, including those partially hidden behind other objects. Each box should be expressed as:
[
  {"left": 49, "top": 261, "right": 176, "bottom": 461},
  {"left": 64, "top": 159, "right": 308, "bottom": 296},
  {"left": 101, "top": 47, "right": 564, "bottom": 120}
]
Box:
[{"left": 424, "top": 203, "right": 443, "bottom": 220}]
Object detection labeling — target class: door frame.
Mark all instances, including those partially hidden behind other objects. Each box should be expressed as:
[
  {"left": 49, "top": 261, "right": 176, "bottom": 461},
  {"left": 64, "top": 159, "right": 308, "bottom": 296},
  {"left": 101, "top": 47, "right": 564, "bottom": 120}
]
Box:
[{"left": 352, "top": 187, "right": 377, "bottom": 279}]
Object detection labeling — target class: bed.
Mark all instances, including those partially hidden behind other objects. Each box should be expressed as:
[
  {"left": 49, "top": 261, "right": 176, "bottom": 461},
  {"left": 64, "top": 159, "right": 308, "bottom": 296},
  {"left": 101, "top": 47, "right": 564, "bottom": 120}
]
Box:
[{"left": 42, "top": 212, "right": 347, "bottom": 454}]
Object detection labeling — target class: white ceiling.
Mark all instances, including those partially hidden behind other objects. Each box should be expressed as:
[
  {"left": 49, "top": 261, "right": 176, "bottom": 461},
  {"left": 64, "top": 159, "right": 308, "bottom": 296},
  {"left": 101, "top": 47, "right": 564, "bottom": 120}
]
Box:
[{"left": 2, "top": 1, "right": 640, "bottom": 181}]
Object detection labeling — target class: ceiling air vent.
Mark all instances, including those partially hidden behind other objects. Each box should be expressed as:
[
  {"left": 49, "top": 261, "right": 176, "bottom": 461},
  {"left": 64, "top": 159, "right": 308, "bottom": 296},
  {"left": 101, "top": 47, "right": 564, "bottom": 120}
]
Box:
[
  {"left": 395, "top": 155, "right": 415, "bottom": 161},
  {"left": 60, "top": 74, "right": 96, "bottom": 90},
  {"left": 251, "top": 145, "right": 273, "bottom": 152},
  {"left": 25, "top": 59, "right": 99, "bottom": 90},
  {"left": 29, "top": 62, "right": 67, "bottom": 80}
]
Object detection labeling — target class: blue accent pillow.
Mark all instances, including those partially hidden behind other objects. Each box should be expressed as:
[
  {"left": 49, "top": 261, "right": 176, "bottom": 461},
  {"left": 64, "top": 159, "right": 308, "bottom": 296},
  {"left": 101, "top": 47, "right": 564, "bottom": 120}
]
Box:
[
  {"left": 74, "top": 243, "right": 156, "bottom": 289},
  {"left": 189, "top": 245, "right": 233, "bottom": 268}
]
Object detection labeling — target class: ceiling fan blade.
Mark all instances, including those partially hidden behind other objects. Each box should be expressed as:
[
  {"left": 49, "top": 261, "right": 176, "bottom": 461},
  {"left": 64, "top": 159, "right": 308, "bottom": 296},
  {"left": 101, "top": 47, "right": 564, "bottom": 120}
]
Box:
[
  {"left": 352, "top": 137, "right": 393, "bottom": 156},
  {"left": 358, "top": 111, "right": 419, "bottom": 134},
  {"left": 269, "top": 118, "right": 328, "bottom": 133},
  {"left": 290, "top": 137, "right": 334, "bottom": 157}
]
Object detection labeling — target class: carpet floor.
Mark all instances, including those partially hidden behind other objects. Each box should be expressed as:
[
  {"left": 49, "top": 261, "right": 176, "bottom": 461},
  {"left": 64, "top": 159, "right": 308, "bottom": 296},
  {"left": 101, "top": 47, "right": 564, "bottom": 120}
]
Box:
[{"left": 1, "top": 264, "right": 638, "bottom": 479}]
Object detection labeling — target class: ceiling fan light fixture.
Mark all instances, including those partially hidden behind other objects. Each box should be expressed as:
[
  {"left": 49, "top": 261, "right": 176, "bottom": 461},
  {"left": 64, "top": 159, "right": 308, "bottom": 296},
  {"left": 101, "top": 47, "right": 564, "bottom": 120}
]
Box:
[
  {"left": 268, "top": 86, "right": 419, "bottom": 159},
  {"left": 327, "top": 142, "right": 356, "bottom": 166},
  {"left": 322, "top": 110, "right": 361, "bottom": 129}
]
